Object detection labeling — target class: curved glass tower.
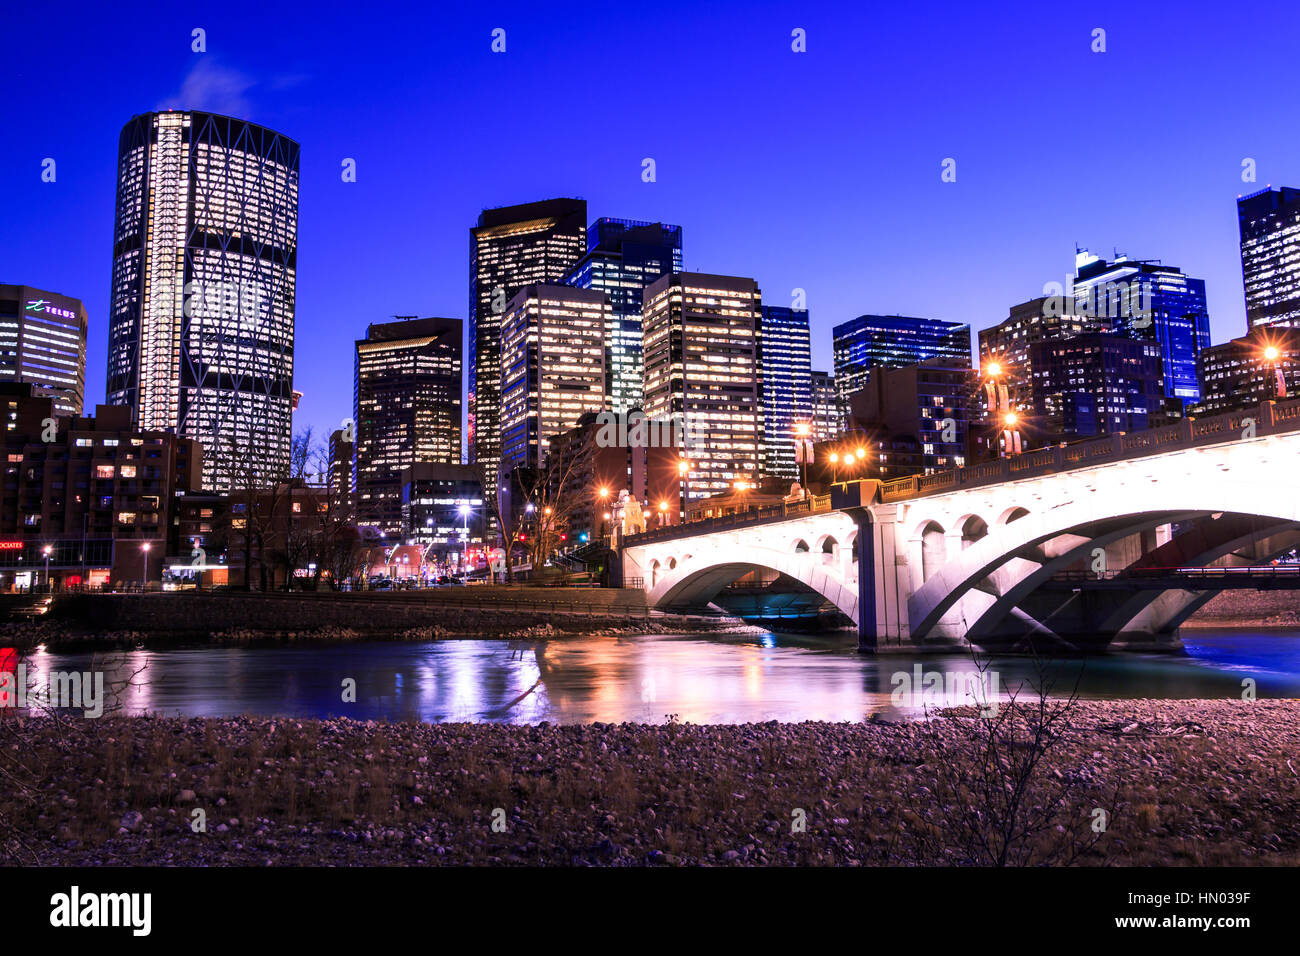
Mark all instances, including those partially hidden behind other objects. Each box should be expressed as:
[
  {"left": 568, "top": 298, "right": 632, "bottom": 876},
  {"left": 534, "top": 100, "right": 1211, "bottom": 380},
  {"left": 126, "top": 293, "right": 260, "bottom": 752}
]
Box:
[{"left": 107, "top": 111, "right": 299, "bottom": 491}]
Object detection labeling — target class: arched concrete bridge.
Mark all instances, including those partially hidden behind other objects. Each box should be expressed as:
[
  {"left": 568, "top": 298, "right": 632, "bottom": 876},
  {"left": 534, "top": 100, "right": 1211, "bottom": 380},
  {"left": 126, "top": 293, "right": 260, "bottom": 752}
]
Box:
[{"left": 618, "top": 399, "right": 1300, "bottom": 652}]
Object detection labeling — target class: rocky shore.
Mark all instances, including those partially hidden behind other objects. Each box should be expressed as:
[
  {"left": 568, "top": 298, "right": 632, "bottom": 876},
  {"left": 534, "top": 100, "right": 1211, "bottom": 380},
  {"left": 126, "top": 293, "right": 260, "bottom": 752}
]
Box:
[{"left": 3, "top": 698, "right": 1297, "bottom": 866}]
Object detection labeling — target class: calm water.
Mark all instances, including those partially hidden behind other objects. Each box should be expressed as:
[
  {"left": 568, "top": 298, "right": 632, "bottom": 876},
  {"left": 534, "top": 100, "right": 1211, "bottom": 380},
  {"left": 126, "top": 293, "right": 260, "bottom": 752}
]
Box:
[{"left": 21, "top": 629, "right": 1300, "bottom": 725}]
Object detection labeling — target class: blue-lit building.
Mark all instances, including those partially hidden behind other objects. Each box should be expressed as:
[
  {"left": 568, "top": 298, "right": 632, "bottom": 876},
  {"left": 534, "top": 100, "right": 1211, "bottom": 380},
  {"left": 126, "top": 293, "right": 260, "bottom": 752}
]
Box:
[
  {"left": 758, "top": 305, "right": 813, "bottom": 482},
  {"left": 831, "top": 314, "right": 972, "bottom": 408},
  {"left": 562, "top": 218, "right": 682, "bottom": 413},
  {"left": 1072, "top": 250, "right": 1210, "bottom": 404}
]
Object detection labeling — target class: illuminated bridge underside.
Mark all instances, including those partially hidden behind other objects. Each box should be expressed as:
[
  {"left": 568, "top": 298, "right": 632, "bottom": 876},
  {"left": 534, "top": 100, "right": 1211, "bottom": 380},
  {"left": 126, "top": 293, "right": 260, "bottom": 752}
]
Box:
[{"left": 621, "top": 408, "right": 1300, "bottom": 652}]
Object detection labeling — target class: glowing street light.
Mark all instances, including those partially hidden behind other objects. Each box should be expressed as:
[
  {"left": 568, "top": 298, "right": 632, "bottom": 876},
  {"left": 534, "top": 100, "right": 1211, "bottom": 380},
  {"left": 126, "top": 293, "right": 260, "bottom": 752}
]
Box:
[
  {"left": 1003, "top": 411, "right": 1018, "bottom": 427},
  {"left": 985, "top": 360, "right": 1002, "bottom": 378},
  {"left": 140, "top": 541, "right": 151, "bottom": 589},
  {"left": 42, "top": 544, "right": 52, "bottom": 592}
]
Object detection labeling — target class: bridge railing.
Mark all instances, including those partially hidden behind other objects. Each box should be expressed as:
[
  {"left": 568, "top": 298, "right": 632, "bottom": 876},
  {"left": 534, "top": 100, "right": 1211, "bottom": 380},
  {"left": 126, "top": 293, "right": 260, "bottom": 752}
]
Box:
[
  {"left": 623, "top": 492, "right": 834, "bottom": 546},
  {"left": 876, "top": 398, "right": 1296, "bottom": 504}
]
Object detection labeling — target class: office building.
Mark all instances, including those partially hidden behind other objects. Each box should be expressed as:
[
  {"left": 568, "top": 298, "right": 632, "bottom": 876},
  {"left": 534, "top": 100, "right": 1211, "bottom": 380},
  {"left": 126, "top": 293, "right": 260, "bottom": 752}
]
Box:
[
  {"left": 400, "top": 463, "right": 485, "bottom": 573},
  {"left": 1238, "top": 187, "right": 1300, "bottom": 330},
  {"left": 353, "top": 317, "right": 462, "bottom": 533},
  {"left": 1030, "top": 333, "right": 1176, "bottom": 440},
  {"left": 0, "top": 384, "right": 203, "bottom": 590},
  {"left": 106, "top": 111, "right": 299, "bottom": 492},
  {"left": 810, "top": 371, "right": 842, "bottom": 441},
  {"left": 0, "top": 285, "right": 87, "bottom": 416},
  {"left": 468, "top": 199, "right": 587, "bottom": 476},
  {"left": 832, "top": 314, "right": 971, "bottom": 407},
  {"left": 499, "top": 285, "right": 607, "bottom": 470},
  {"left": 845, "top": 361, "right": 976, "bottom": 477},
  {"left": 1193, "top": 327, "right": 1300, "bottom": 415},
  {"left": 1072, "top": 250, "right": 1210, "bottom": 403},
  {"left": 643, "top": 273, "right": 763, "bottom": 499},
  {"left": 563, "top": 218, "right": 682, "bottom": 414},
  {"left": 758, "top": 305, "right": 813, "bottom": 482}
]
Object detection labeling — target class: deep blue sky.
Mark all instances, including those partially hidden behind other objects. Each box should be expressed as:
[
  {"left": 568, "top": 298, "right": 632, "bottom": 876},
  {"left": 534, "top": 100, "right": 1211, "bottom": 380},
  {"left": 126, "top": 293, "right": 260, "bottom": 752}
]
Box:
[{"left": 4, "top": 0, "right": 1298, "bottom": 444}]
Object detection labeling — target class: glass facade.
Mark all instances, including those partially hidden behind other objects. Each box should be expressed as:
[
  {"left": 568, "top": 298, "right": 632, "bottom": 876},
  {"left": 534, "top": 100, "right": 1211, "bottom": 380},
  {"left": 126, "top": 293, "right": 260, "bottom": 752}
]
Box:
[
  {"left": 758, "top": 305, "right": 812, "bottom": 481},
  {"left": 1072, "top": 251, "right": 1210, "bottom": 403},
  {"left": 1238, "top": 187, "right": 1300, "bottom": 330},
  {"left": 468, "top": 199, "right": 587, "bottom": 478},
  {"left": 499, "top": 285, "right": 608, "bottom": 470},
  {"left": 562, "top": 218, "right": 682, "bottom": 414},
  {"left": 107, "top": 111, "right": 300, "bottom": 492},
  {"left": 643, "top": 273, "right": 762, "bottom": 499},
  {"left": 0, "top": 285, "right": 87, "bottom": 416},
  {"left": 353, "top": 317, "right": 462, "bottom": 533},
  {"left": 831, "top": 314, "right": 971, "bottom": 408}
]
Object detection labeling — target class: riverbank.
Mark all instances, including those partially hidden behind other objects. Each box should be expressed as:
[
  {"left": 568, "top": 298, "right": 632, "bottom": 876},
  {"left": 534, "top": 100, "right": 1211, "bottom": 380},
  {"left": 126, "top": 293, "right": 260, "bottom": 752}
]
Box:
[
  {"left": 0, "top": 588, "right": 752, "bottom": 650},
  {"left": 3, "top": 699, "right": 1297, "bottom": 865}
]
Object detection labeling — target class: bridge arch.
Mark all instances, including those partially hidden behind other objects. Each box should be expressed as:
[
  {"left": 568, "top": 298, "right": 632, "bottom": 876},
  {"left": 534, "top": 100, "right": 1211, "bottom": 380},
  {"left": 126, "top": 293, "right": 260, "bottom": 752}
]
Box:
[{"left": 908, "top": 477, "right": 1300, "bottom": 644}]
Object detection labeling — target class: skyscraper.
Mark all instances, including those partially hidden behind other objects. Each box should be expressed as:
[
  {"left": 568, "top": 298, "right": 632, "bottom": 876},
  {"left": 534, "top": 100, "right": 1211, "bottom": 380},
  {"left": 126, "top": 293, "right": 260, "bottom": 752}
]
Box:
[
  {"left": 106, "top": 111, "right": 299, "bottom": 492},
  {"left": 354, "top": 317, "right": 462, "bottom": 533},
  {"left": 643, "top": 273, "right": 763, "bottom": 499},
  {"left": 1238, "top": 187, "right": 1300, "bottom": 330},
  {"left": 562, "top": 218, "right": 682, "bottom": 413},
  {"left": 499, "top": 285, "right": 607, "bottom": 470},
  {"left": 1071, "top": 250, "right": 1210, "bottom": 403},
  {"left": 832, "top": 314, "right": 971, "bottom": 408},
  {"left": 0, "top": 285, "right": 87, "bottom": 416},
  {"left": 468, "top": 199, "right": 587, "bottom": 477},
  {"left": 1030, "top": 333, "right": 1173, "bottom": 439},
  {"left": 810, "top": 370, "right": 841, "bottom": 441},
  {"left": 758, "top": 304, "right": 812, "bottom": 482}
]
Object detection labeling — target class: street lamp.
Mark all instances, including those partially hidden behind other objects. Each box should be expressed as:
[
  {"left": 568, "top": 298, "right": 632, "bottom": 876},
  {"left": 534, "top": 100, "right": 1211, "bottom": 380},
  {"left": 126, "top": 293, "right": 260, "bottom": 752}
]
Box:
[
  {"left": 658, "top": 500, "right": 669, "bottom": 526},
  {"left": 794, "top": 422, "right": 811, "bottom": 494},
  {"left": 829, "top": 450, "right": 840, "bottom": 484},
  {"left": 1263, "top": 344, "right": 1287, "bottom": 399},
  {"left": 42, "top": 544, "right": 52, "bottom": 593},
  {"left": 140, "top": 541, "right": 151, "bottom": 590}
]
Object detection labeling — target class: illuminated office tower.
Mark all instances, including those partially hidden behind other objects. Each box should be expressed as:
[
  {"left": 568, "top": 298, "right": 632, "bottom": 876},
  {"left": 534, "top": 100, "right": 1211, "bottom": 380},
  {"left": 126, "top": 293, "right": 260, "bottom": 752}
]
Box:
[
  {"left": 0, "top": 285, "right": 87, "bottom": 416},
  {"left": 106, "top": 111, "right": 299, "bottom": 491},
  {"left": 1072, "top": 250, "right": 1210, "bottom": 403},
  {"left": 642, "top": 273, "right": 762, "bottom": 499},
  {"left": 758, "top": 304, "right": 812, "bottom": 482},
  {"left": 832, "top": 314, "right": 971, "bottom": 408},
  {"left": 810, "top": 370, "right": 842, "bottom": 441},
  {"left": 354, "top": 317, "right": 462, "bottom": 533},
  {"left": 563, "top": 218, "right": 682, "bottom": 413},
  {"left": 469, "top": 199, "right": 586, "bottom": 476},
  {"left": 499, "top": 285, "right": 607, "bottom": 470},
  {"left": 1238, "top": 187, "right": 1300, "bottom": 330}
]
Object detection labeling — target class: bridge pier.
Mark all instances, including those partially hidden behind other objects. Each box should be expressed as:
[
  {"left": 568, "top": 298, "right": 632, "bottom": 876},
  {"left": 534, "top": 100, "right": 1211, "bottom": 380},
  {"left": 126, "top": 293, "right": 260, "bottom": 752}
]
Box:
[{"left": 854, "top": 511, "right": 876, "bottom": 652}]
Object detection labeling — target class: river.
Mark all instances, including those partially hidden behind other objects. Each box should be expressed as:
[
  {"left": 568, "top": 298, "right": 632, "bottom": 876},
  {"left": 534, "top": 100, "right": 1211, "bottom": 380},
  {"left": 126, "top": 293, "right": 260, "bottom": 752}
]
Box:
[{"left": 18, "top": 628, "right": 1300, "bottom": 724}]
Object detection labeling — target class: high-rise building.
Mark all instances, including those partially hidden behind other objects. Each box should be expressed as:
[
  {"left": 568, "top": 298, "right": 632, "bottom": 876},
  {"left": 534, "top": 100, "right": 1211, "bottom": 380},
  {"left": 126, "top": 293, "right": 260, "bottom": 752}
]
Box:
[
  {"left": 758, "top": 305, "right": 812, "bottom": 482},
  {"left": 643, "top": 273, "right": 763, "bottom": 499},
  {"left": 563, "top": 218, "right": 682, "bottom": 414},
  {"left": 1030, "top": 333, "right": 1175, "bottom": 440},
  {"left": 499, "top": 285, "right": 607, "bottom": 470},
  {"left": 468, "top": 199, "right": 587, "bottom": 476},
  {"left": 810, "top": 370, "right": 841, "bottom": 441},
  {"left": 327, "top": 426, "right": 354, "bottom": 517},
  {"left": 354, "top": 317, "right": 462, "bottom": 533},
  {"left": 106, "top": 111, "right": 299, "bottom": 493},
  {"left": 0, "top": 285, "right": 87, "bottom": 416},
  {"left": 1072, "top": 250, "right": 1210, "bottom": 403},
  {"left": 832, "top": 314, "right": 971, "bottom": 408},
  {"left": 400, "top": 463, "right": 485, "bottom": 572},
  {"left": 1238, "top": 187, "right": 1300, "bottom": 330},
  {"left": 844, "top": 361, "right": 976, "bottom": 477},
  {"left": 1193, "top": 327, "right": 1300, "bottom": 415}
]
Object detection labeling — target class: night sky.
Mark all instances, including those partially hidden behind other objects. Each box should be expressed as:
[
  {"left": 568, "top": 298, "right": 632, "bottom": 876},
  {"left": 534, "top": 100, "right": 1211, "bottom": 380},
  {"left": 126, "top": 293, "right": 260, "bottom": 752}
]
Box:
[{"left": 4, "top": 0, "right": 1298, "bottom": 446}]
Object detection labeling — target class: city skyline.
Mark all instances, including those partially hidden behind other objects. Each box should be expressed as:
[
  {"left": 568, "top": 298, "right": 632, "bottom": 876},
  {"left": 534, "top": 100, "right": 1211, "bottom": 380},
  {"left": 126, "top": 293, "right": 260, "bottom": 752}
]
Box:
[{"left": 5, "top": 3, "right": 1300, "bottom": 449}]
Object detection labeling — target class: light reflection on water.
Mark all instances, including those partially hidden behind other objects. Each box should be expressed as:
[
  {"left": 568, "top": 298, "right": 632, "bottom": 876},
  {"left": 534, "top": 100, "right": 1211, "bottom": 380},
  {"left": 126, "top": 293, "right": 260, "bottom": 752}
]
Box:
[{"left": 23, "top": 628, "right": 1300, "bottom": 725}]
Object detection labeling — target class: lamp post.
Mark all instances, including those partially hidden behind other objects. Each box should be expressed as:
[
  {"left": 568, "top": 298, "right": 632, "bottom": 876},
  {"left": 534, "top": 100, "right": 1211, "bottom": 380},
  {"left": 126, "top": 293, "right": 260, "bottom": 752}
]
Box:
[
  {"left": 677, "top": 458, "right": 689, "bottom": 525},
  {"left": 1002, "top": 411, "right": 1022, "bottom": 457},
  {"left": 140, "top": 541, "right": 151, "bottom": 591},
  {"left": 597, "top": 486, "right": 610, "bottom": 539},
  {"left": 42, "top": 544, "right": 52, "bottom": 593},
  {"left": 794, "top": 422, "right": 811, "bottom": 496},
  {"left": 1264, "top": 344, "right": 1287, "bottom": 399}
]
